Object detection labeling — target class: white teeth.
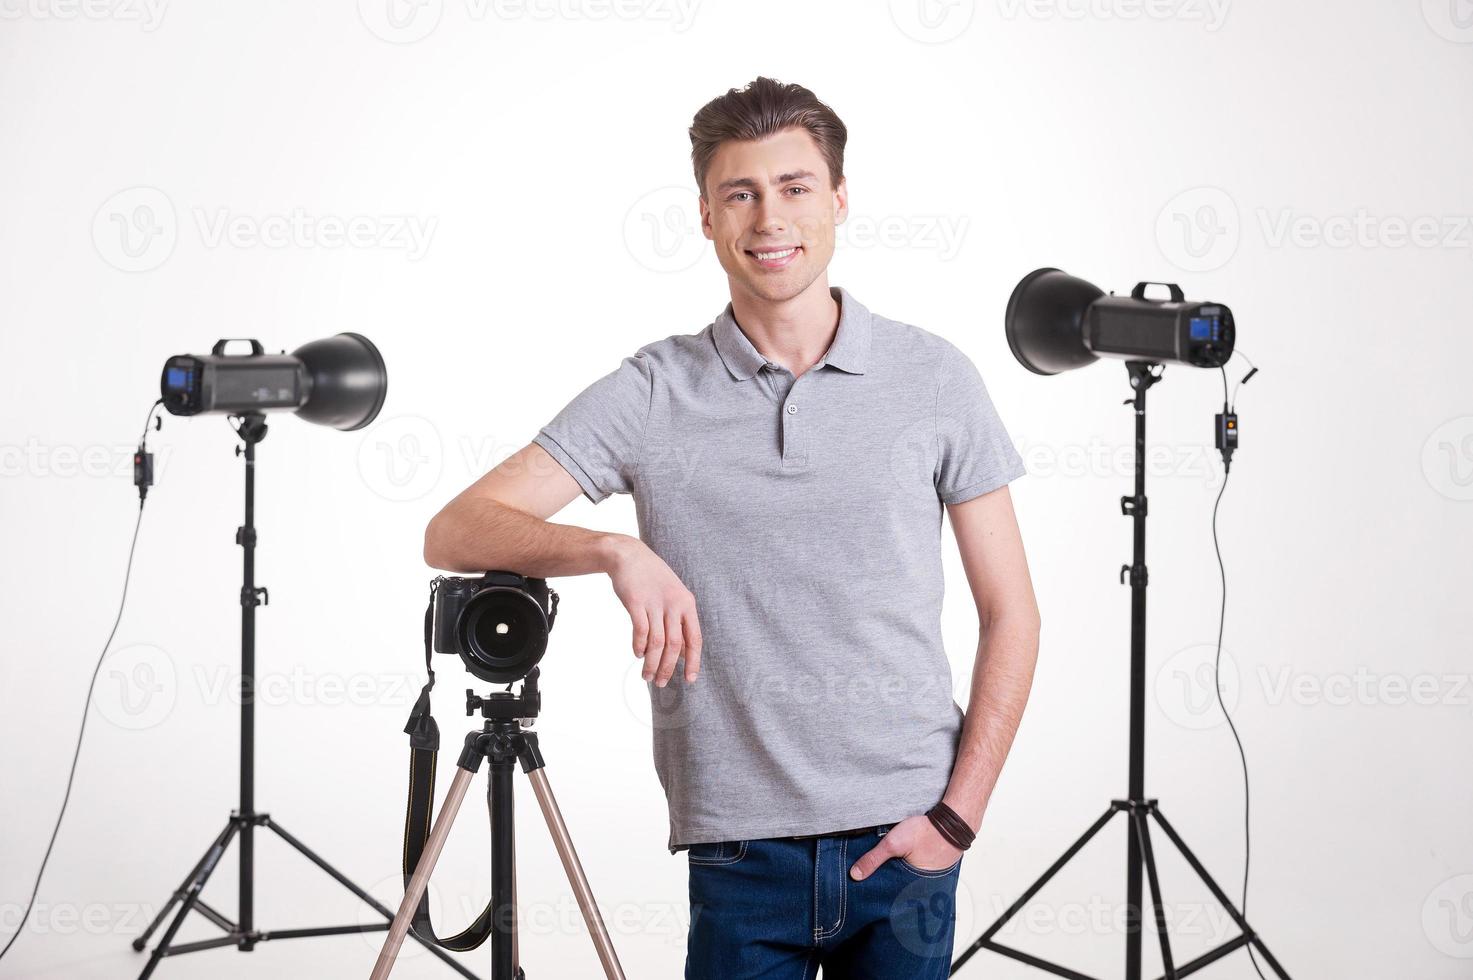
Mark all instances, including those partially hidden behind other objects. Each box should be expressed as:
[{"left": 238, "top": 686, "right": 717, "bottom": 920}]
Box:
[{"left": 755, "top": 247, "right": 797, "bottom": 261}]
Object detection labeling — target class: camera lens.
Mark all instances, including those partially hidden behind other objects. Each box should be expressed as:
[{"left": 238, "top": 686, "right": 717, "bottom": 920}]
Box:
[{"left": 458, "top": 587, "right": 548, "bottom": 683}]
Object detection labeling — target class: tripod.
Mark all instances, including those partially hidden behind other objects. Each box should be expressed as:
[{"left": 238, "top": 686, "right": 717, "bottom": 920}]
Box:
[
  {"left": 951, "top": 362, "right": 1293, "bottom": 980},
  {"left": 131, "top": 413, "right": 476, "bottom": 979},
  {"left": 371, "top": 670, "right": 626, "bottom": 980}
]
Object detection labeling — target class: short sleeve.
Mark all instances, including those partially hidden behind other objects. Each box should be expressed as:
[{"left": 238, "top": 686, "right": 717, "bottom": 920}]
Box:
[
  {"left": 934, "top": 342, "right": 1026, "bottom": 505},
  {"left": 532, "top": 352, "right": 653, "bottom": 504}
]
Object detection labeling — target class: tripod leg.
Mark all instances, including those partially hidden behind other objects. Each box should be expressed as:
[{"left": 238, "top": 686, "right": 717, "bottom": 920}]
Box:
[
  {"left": 136, "top": 819, "right": 240, "bottom": 980},
  {"left": 951, "top": 804, "right": 1120, "bottom": 974},
  {"left": 132, "top": 821, "right": 231, "bottom": 951},
  {"left": 1149, "top": 809, "right": 1293, "bottom": 980},
  {"left": 489, "top": 757, "right": 518, "bottom": 980},
  {"left": 1130, "top": 810, "right": 1176, "bottom": 980},
  {"left": 525, "top": 768, "right": 626, "bottom": 980},
  {"left": 371, "top": 766, "right": 477, "bottom": 980},
  {"left": 265, "top": 818, "right": 479, "bottom": 980}
]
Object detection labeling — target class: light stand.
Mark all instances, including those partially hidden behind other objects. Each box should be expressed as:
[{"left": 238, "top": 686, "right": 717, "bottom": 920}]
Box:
[
  {"left": 130, "top": 412, "right": 478, "bottom": 979},
  {"left": 950, "top": 363, "right": 1293, "bottom": 980}
]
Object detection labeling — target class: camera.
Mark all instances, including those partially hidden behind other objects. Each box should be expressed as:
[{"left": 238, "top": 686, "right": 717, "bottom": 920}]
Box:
[{"left": 432, "top": 571, "right": 559, "bottom": 684}]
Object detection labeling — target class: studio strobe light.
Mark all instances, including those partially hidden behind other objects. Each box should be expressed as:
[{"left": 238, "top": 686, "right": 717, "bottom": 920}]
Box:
[
  {"left": 160, "top": 332, "right": 387, "bottom": 430},
  {"left": 951, "top": 272, "right": 1291, "bottom": 980},
  {"left": 1004, "top": 267, "right": 1234, "bottom": 375},
  {"left": 130, "top": 337, "right": 480, "bottom": 980}
]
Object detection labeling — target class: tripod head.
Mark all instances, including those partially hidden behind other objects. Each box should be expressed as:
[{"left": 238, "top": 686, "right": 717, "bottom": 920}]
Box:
[{"left": 465, "top": 667, "right": 542, "bottom": 722}]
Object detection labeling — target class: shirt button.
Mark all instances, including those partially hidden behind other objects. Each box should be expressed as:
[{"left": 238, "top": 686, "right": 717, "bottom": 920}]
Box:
[{"left": 786, "top": 404, "right": 797, "bottom": 415}]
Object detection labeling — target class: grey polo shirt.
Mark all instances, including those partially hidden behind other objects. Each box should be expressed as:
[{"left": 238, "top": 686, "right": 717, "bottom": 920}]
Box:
[{"left": 532, "top": 286, "right": 1025, "bottom": 853}]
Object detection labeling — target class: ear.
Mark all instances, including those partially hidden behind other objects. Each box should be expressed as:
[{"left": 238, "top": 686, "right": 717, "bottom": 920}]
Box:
[
  {"left": 699, "top": 193, "right": 713, "bottom": 240},
  {"left": 833, "top": 175, "right": 848, "bottom": 227}
]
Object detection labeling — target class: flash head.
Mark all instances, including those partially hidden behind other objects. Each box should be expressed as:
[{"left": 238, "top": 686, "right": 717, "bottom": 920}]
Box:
[
  {"left": 1005, "top": 268, "right": 1234, "bottom": 375},
  {"left": 160, "top": 333, "right": 388, "bottom": 431}
]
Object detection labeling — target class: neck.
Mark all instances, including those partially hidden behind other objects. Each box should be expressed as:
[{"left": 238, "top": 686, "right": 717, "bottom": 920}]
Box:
[{"left": 727, "top": 276, "right": 840, "bottom": 377}]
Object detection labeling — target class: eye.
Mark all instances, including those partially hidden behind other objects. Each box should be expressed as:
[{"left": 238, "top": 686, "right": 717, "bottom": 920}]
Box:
[
  {"left": 729, "top": 191, "right": 754, "bottom": 203},
  {"left": 786, "top": 186, "right": 809, "bottom": 195}
]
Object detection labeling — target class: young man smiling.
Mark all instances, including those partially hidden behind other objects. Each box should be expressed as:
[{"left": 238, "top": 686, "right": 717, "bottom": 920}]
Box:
[{"left": 424, "top": 77, "right": 1040, "bottom": 977}]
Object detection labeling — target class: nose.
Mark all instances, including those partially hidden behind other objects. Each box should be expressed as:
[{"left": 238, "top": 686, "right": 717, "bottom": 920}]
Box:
[{"left": 753, "top": 196, "right": 787, "bottom": 237}]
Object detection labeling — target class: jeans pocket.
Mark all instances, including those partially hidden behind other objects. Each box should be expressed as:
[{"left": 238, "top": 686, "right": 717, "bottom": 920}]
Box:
[
  {"left": 896, "top": 854, "right": 963, "bottom": 877},
  {"left": 687, "top": 839, "right": 749, "bottom": 866}
]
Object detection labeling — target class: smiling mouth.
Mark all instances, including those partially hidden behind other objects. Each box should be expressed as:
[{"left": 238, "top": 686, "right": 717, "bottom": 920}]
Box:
[{"left": 746, "top": 245, "right": 801, "bottom": 269}]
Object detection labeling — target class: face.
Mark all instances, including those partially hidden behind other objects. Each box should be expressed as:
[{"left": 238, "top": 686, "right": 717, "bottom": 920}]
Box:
[{"left": 700, "top": 127, "right": 848, "bottom": 306}]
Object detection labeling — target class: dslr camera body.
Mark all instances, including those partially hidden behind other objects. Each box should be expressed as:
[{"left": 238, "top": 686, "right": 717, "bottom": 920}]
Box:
[{"left": 432, "top": 571, "right": 559, "bottom": 684}]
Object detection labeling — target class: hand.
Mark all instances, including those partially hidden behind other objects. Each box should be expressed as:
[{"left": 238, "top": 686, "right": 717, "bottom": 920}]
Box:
[
  {"left": 849, "top": 814, "right": 962, "bottom": 880},
  {"left": 606, "top": 535, "right": 702, "bottom": 687}
]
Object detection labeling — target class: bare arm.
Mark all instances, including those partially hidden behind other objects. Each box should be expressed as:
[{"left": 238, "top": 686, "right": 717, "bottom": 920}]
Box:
[
  {"left": 424, "top": 442, "right": 621, "bottom": 578},
  {"left": 424, "top": 442, "right": 702, "bottom": 686},
  {"left": 940, "top": 483, "right": 1041, "bottom": 830}
]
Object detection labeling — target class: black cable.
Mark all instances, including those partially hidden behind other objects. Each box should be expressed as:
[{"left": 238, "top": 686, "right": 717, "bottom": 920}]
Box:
[
  {"left": 0, "top": 403, "right": 159, "bottom": 964},
  {"left": 1210, "top": 412, "right": 1266, "bottom": 980}
]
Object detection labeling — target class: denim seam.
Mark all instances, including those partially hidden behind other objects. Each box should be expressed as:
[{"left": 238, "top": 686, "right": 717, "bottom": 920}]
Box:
[
  {"left": 816, "top": 837, "right": 848, "bottom": 942},
  {"left": 812, "top": 840, "right": 820, "bottom": 944},
  {"left": 689, "top": 839, "right": 748, "bottom": 867},
  {"left": 897, "top": 854, "right": 963, "bottom": 878}
]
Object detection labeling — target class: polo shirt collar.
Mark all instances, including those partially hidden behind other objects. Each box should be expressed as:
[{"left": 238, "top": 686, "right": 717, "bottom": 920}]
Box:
[{"left": 713, "top": 286, "right": 871, "bottom": 381}]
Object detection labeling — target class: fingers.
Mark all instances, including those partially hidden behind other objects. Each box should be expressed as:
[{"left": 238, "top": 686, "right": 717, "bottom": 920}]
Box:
[
  {"left": 631, "top": 606, "right": 649, "bottom": 659},
  {"left": 641, "top": 608, "right": 666, "bottom": 681},
  {"left": 849, "top": 839, "right": 896, "bottom": 881},
  {"left": 652, "top": 607, "right": 684, "bottom": 688},
  {"left": 632, "top": 599, "right": 701, "bottom": 686},
  {"left": 682, "top": 610, "right": 702, "bottom": 683}
]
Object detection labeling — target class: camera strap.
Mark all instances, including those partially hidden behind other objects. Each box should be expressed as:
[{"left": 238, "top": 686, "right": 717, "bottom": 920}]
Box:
[{"left": 399, "top": 590, "right": 498, "bottom": 952}]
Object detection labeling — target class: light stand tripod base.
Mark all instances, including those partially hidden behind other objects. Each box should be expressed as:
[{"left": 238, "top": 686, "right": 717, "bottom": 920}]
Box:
[
  {"left": 949, "top": 363, "right": 1293, "bottom": 980},
  {"left": 950, "top": 800, "right": 1292, "bottom": 980},
  {"left": 131, "top": 812, "right": 480, "bottom": 979},
  {"left": 131, "top": 416, "right": 478, "bottom": 980}
]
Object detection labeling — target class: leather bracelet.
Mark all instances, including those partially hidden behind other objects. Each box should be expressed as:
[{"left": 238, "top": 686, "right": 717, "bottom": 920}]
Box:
[{"left": 926, "top": 802, "right": 976, "bottom": 851}]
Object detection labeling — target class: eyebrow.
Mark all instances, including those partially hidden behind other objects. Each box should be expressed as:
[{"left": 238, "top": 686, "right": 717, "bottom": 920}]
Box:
[{"left": 714, "top": 170, "right": 818, "bottom": 195}]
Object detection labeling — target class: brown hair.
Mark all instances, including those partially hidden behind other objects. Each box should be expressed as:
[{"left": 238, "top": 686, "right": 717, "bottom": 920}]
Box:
[{"left": 688, "top": 76, "right": 848, "bottom": 200}]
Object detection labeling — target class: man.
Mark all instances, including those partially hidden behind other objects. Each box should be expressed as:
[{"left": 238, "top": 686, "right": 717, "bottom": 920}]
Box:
[{"left": 424, "top": 76, "right": 1040, "bottom": 978}]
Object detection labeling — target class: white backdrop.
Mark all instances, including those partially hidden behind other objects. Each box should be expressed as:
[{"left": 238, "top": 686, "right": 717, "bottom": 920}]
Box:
[{"left": 2, "top": 1, "right": 1471, "bottom": 977}]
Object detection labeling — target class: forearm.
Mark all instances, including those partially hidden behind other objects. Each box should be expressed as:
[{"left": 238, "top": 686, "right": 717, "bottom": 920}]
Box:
[
  {"left": 941, "top": 611, "right": 1041, "bottom": 830},
  {"left": 424, "top": 497, "right": 627, "bottom": 579}
]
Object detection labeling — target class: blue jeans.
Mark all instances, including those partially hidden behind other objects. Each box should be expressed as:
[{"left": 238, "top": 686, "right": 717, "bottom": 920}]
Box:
[{"left": 685, "top": 823, "right": 962, "bottom": 979}]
